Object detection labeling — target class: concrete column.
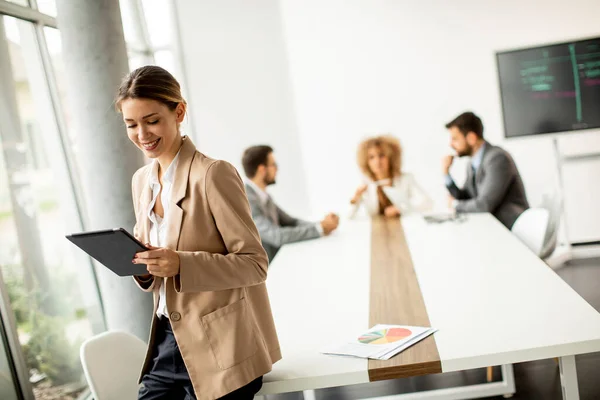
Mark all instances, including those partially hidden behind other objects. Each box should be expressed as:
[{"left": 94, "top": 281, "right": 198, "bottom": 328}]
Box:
[{"left": 55, "top": 0, "right": 153, "bottom": 340}]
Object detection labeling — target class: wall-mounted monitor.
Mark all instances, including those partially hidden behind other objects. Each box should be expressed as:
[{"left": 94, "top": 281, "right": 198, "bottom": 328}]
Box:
[{"left": 497, "top": 37, "right": 600, "bottom": 138}]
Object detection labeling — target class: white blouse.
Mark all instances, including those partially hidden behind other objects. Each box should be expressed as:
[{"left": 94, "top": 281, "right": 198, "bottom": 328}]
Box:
[
  {"left": 147, "top": 151, "right": 180, "bottom": 319},
  {"left": 351, "top": 173, "right": 433, "bottom": 217}
]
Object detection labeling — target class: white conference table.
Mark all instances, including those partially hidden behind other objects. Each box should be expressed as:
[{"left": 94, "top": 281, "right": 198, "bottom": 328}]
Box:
[{"left": 257, "top": 213, "right": 600, "bottom": 399}]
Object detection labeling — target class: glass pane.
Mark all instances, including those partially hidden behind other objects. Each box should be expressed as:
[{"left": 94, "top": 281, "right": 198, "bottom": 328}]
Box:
[
  {"left": 36, "top": 0, "right": 57, "bottom": 17},
  {"left": 42, "top": 27, "right": 75, "bottom": 161},
  {"left": 1, "top": 16, "right": 104, "bottom": 400},
  {"left": 141, "top": 0, "right": 173, "bottom": 48},
  {"left": 119, "top": 0, "right": 140, "bottom": 47},
  {"left": 0, "top": 319, "right": 19, "bottom": 400},
  {"left": 128, "top": 52, "right": 149, "bottom": 71},
  {"left": 155, "top": 49, "right": 176, "bottom": 77},
  {"left": 42, "top": 27, "right": 89, "bottom": 213}
]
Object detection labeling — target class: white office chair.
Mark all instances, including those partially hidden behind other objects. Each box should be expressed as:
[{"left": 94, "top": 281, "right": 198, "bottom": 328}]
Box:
[
  {"left": 80, "top": 331, "right": 147, "bottom": 400},
  {"left": 539, "top": 193, "right": 562, "bottom": 260},
  {"left": 511, "top": 208, "right": 550, "bottom": 257},
  {"left": 511, "top": 192, "right": 562, "bottom": 261}
]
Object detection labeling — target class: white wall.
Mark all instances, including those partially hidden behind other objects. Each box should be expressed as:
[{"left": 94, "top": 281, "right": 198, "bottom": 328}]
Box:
[
  {"left": 176, "top": 0, "right": 600, "bottom": 242},
  {"left": 175, "top": 0, "right": 310, "bottom": 216},
  {"left": 279, "top": 0, "right": 600, "bottom": 242}
]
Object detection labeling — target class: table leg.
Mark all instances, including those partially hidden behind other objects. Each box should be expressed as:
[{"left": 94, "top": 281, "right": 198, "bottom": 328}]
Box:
[
  {"left": 501, "top": 363, "right": 516, "bottom": 398},
  {"left": 303, "top": 389, "right": 317, "bottom": 400},
  {"left": 559, "top": 356, "right": 580, "bottom": 400}
]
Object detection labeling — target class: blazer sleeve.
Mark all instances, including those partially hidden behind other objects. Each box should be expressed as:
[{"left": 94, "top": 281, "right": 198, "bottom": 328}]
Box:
[
  {"left": 275, "top": 205, "right": 300, "bottom": 227},
  {"left": 131, "top": 169, "right": 157, "bottom": 292},
  {"left": 445, "top": 174, "right": 471, "bottom": 200},
  {"left": 456, "top": 153, "right": 514, "bottom": 213},
  {"left": 276, "top": 204, "right": 316, "bottom": 228},
  {"left": 174, "top": 160, "right": 269, "bottom": 292},
  {"left": 250, "top": 201, "right": 320, "bottom": 248}
]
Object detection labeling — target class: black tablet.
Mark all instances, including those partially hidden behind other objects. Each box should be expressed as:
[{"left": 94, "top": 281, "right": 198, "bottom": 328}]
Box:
[{"left": 66, "top": 228, "right": 149, "bottom": 276}]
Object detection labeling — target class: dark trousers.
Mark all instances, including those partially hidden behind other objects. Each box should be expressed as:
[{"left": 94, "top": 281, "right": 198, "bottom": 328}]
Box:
[{"left": 139, "top": 317, "right": 263, "bottom": 399}]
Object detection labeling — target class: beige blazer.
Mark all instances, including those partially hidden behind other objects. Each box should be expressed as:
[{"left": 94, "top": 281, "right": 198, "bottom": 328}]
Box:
[{"left": 131, "top": 137, "right": 281, "bottom": 399}]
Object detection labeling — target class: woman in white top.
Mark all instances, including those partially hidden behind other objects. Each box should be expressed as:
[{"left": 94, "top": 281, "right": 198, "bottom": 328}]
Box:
[{"left": 350, "top": 135, "right": 432, "bottom": 217}]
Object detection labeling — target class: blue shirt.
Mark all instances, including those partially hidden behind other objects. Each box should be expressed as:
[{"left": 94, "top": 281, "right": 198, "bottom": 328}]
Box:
[{"left": 470, "top": 142, "right": 486, "bottom": 172}]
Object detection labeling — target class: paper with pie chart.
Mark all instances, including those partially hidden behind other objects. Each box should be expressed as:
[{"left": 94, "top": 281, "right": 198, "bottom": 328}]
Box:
[
  {"left": 322, "top": 324, "right": 437, "bottom": 360},
  {"left": 359, "top": 327, "right": 413, "bottom": 345}
]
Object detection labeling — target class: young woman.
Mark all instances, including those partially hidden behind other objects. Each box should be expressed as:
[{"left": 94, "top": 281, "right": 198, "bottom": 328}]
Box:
[
  {"left": 351, "top": 135, "right": 432, "bottom": 218},
  {"left": 116, "top": 66, "right": 280, "bottom": 399}
]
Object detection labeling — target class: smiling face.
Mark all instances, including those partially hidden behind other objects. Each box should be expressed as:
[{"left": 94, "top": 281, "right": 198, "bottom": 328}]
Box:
[{"left": 121, "top": 98, "right": 186, "bottom": 164}]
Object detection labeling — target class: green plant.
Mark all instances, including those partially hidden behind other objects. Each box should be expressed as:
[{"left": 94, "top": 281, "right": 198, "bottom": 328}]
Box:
[
  {"left": 2, "top": 265, "right": 84, "bottom": 385},
  {"left": 5, "top": 262, "right": 84, "bottom": 321},
  {"left": 3, "top": 266, "right": 32, "bottom": 326},
  {"left": 23, "top": 311, "right": 82, "bottom": 385},
  {"left": 74, "top": 308, "right": 87, "bottom": 320},
  {"left": 38, "top": 200, "right": 58, "bottom": 212},
  {"left": 2, "top": 264, "right": 89, "bottom": 385},
  {"left": 0, "top": 209, "right": 12, "bottom": 221}
]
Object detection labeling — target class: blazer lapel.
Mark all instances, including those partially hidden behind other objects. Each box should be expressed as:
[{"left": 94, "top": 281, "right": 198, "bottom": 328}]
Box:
[
  {"left": 165, "top": 136, "right": 196, "bottom": 250},
  {"left": 245, "top": 183, "right": 272, "bottom": 221},
  {"left": 465, "top": 164, "right": 476, "bottom": 197},
  {"left": 476, "top": 142, "right": 491, "bottom": 186},
  {"left": 245, "top": 183, "right": 264, "bottom": 211}
]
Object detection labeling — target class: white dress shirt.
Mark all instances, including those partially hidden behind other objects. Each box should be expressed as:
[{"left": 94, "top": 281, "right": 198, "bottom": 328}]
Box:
[
  {"left": 147, "top": 150, "right": 181, "bottom": 319},
  {"left": 351, "top": 173, "right": 433, "bottom": 217}
]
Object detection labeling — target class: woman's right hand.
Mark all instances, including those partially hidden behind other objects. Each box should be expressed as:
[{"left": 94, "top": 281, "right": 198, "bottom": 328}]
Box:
[
  {"left": 384, "top": 205, "right": 401, "bottom": 218},
  {"left": 351, "top": 184, "right": 368, "bottom": 204}
]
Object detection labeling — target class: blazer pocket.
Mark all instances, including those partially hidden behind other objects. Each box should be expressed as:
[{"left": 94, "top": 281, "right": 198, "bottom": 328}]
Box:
[{"left": 201, "top": 298, "right": 258, "bottom": 370}]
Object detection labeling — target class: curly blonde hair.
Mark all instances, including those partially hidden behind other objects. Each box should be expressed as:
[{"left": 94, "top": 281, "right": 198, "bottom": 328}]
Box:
[{"left": 357, "top": 135, "right": 402, "bottom": 180}]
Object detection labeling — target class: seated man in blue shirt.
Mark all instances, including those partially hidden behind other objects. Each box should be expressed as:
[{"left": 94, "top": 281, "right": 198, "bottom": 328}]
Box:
[{"left": 442, "top": 111, "right": 529, "bottom": 229}]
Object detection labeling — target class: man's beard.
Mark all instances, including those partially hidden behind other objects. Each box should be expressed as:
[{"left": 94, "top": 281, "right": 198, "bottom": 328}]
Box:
[
  {"left": 264, "top": 176, "right": 276, "bottom": 186},
  {"left": 456, "top": 143, "right": 473, "bottom": 157}
]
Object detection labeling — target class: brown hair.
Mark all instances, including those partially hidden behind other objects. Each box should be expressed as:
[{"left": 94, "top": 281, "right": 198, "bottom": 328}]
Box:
[
  {"left": 115, "top": 65, "right": 186, "bottom": 112},
  {"left": 357, "top": 134, "right": 402, "bottom": 180},
  {"left": 445, "top": 111, "right": 484, "bottom": 138},
  {"left": 242, "top": 145, "right": 273, "bottom": 178}
]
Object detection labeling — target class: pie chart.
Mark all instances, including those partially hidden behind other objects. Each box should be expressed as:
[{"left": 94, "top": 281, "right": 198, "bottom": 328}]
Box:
[{"left": 358, "top": 327, "right": 412, "bottom": 345}]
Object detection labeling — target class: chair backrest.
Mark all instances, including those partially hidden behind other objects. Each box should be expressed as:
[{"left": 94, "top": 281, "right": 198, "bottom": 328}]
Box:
[
  {"left": 80, "top": 331, "right": 147, "bottom": 400},
  {"left": 511, "top": 207, "right": 550, "bottom": 257},
  {"left": 539, "top": 192, "right": 562, "bottom": 260}
]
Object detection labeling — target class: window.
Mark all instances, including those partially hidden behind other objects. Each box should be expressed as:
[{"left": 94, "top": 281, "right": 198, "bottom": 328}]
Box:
[
  {"left": 0, "top": 1, "right": 189, "bottom": 398},
  {"left": 0, "top": 15, "right": 104, "bottom": 400},
  {"left": 36, "top": 0, "right": 56, "bottom": 17}
]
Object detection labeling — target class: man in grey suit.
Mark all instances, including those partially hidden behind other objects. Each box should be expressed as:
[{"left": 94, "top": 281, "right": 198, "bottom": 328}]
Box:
[
  {"left": 442, "top": 112, "right": 529, "bottom": 229},
  {"left": 242, "top": 145, "right": 339, "bottom": 261}
]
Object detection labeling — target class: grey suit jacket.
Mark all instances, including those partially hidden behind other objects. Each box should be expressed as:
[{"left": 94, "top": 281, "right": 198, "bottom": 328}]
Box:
[
  {"left": 244, "top": 183, "right": 320, "bottom": 262},
  {"left": 446, "top": 142, "right": 529, "bottom": 229}
]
